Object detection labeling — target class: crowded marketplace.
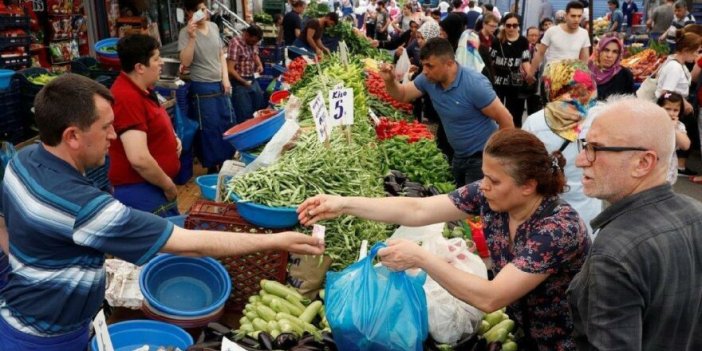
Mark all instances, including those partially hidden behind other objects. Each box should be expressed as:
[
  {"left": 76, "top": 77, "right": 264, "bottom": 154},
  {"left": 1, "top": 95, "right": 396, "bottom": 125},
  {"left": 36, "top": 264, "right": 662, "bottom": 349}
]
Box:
[{"left": 0, "top": 0, "right": 700, "bottom": 350}]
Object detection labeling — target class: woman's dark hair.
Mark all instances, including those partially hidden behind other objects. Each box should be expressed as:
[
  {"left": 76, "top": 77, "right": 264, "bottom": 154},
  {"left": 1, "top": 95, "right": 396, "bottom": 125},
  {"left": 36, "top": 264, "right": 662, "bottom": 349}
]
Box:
[
  {"left": 34, "top": 74, "right": 114, "bottom": 146},
  {"left": 484, "top": 129, "right": 567, "bottom": 197},
  {"left": 498, "top": 13, "right": 521, "bottom": 43},
  {"left": 184, "top": 0, "right": 205, "bottom": 12},
  {"left": 439, "top": 13, "right": 465, "bottom": 51},
  {"left": 484, "top": 4, "right": 493, "bottom": 11},
  {"left": 657, "top": 91, "right": 685, "bottom": 112},
  {"left": 607, "top": 0, "right": 619, "bottom": 8},
  {"left": 675, "top": 30, "right": 702, "bottom": 53},
  {"left": 566, "top": 0, "right": 584, "bottom": 13},
  {"left": 117, "top": 34, "right": 160, "bottom": 74}
]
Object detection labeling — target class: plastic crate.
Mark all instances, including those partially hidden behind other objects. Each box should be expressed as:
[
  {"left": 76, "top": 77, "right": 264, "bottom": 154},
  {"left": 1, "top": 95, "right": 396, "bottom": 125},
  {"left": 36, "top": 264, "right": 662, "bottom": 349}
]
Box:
[
  {"left": 259, "top": 45, "right": 282, "bottom": 64},
  {"left": 0, "top": 15, "right": 29, "bottom": 30},
  {"left": 70, "top": 56, "right": 119, "bottom": 80},
  {"left": 0, "top": 35, "right": 30, "bottom": 51},
  {"left": 184, "top": 200, "right": 289, "bottom": 313}
]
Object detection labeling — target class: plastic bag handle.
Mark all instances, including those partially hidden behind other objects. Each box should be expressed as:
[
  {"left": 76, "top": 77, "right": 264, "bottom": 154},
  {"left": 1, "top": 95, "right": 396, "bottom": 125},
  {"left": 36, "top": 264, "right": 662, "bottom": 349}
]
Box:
[{"left": 368, "top": 242, "right": 387, "bottom": 259}]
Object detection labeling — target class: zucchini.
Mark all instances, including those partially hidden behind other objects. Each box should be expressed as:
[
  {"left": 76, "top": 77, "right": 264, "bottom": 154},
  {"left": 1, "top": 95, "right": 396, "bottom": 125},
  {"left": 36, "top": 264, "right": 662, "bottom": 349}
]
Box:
[
  {"left": 483, "top": 310, "right": 506, "bottom": 328},
  {"left": 488, "top": 319, "right": 515, "bottom": 334},
  {"left": 502, "top": 341, "right": 518, "bottom": 351},
  {"left": 252, "top": 318, "right": 269, "bottom": 333},
  {"left": 299, "top": 301, "right": 323, "bottom": 324},
  {"left": 257, "top": 305, "right": 278, "bottom": 322},
  {"left": 479, "top": 320, "right": 491, "bottom": 335},
  {"left": 484, "top": 328, "right": 509, "bottom": 344},
  {"left": 261, "top": 280, "right": 305, "bottom": 301}
]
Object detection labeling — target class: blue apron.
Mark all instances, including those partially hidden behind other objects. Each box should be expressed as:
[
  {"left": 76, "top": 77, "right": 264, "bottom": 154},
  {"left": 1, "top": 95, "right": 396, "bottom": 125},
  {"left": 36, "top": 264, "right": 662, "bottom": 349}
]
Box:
[
  {"left": 113, "top": 182, "right": 179, "bottom": 218},
  {"left": 0, "top": 316, "right": 89, "bottom": 351},
  {"left": 189, "top": 81, "right": 236, "bottom": 168}
]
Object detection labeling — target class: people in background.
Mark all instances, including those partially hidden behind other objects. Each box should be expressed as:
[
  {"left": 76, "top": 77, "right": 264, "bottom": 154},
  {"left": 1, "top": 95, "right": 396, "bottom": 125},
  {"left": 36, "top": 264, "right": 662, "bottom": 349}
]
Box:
[
  {"left": 374, "top": 0, "right": 391, "bottom": 41},
  {"left": 282, "top": 0, "right": 305, "bottom": 46},
  {"left": 392, "top": 3, "right": 417, "bottom": 34},
  {"left": 657, "top": 92, "right": 691, "bottom": 184},
  {"left": 464, "top": 0, "right": 481, "bottom": 29},
  {"left": 539, "top": 0, "right": 554, "bottom": 22},
  {"left": 525, "top": 26, "right": 543, "bottom": 114},
  {"left": 655, "top": 30, "right": 701, "bottom": 176},
  {"left": 227, "top": 25, "right": 267, "bottom": 124},
  {"left": 378, "top": 38, "right": 513, "bottom": 186},
  {"left": 110, "top": 34, "right": 182, "bottom": 218},
  {"left": 528, "top": 1, "right": 591, "bottom": 81},
  {"left": 568, "top": 95, "right": 702, "bottom": 351},
  {"left": 0, "top": 74, "right": 324, "bottom": 351},
  {"left": 588, "top": 35, "right": 634, "bottom": 100},
  {"left": 664, "top": 1, "right": 696, "bottom": 50},
  {"left": 523, "top": 59, "right": 602, "bottom": 238},
  {"left": 299, "top": 128, "right": 589, "bottom": 351},
  {"left": 294, "top": 12, "right": 339, "bottom": 58},
  {"left": 179, "top": 0, "right": 235, "bottom": 173},
  {"left": 647, "top": 0, "right": 675, "bottom": 42},
  {"left": 607, "top": 0, "right": 624, "bottom": 32},
  {"left": 539, "top": 17, "right": 554, "bottom": 36},
  {"left": 490, "top": 13, "right": 532, "bottom": 128},
  {"left": 622, "top": 0, "right": 638, "bottom": 33}
]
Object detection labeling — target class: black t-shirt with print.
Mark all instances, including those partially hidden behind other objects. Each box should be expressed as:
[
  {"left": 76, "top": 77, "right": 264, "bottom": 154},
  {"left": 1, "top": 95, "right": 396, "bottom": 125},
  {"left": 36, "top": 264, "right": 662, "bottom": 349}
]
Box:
[{"left": 490, "top": 36, "right": 530, "bottom": 88}]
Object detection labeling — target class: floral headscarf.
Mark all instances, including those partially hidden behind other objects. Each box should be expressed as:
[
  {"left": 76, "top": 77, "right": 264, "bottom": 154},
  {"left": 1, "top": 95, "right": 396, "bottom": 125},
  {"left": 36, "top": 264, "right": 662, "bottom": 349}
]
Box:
[
  {"left": 588, "top": 36, "right": 623, "bottom": 85},
  {"left": 543, "top": 59, "right": 598, "bottom": 142},
  {"left": 418, "top": 21, "right": 440, "bottom": 41}
]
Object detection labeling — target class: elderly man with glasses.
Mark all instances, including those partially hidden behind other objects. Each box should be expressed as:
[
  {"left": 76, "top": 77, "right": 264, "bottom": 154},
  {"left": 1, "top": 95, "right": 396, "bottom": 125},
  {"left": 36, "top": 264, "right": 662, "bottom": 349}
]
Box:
[{"left": 567, "top": 95, "right": 702, "bottom": 350}]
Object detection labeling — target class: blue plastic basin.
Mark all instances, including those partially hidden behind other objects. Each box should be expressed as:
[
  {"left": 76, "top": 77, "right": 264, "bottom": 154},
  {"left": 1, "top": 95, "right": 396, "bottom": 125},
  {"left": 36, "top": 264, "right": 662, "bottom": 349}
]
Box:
[
  {"left": 239, "top": 151, "right": 257, "bottom": 165},
  {"left": 0, "top": 69, "right": 14, "bottom": 90},
  {"left": 223, "top": 109, "right": 285, "bottom": 151},
  {"left": 195, "top": 174, "right": 218, "bottom": 200},
  {"left": 139, "top": 254, "right": 231, "bottom": 318},
  {"left": 95, "top": 38, "right": 119, "bottom": 59},
  {"left": 230, "top": 193, "right": 299, "bottom": 229},
  {"left": 90, "top": 320, "right": 193, "bottom": 351}
]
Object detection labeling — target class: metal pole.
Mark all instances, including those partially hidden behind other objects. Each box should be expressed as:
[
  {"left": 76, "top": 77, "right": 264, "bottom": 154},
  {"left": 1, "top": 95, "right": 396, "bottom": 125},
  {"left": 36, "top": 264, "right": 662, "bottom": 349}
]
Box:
[{"left": 589, "top": 0, "right": 594, "bottom": 44}]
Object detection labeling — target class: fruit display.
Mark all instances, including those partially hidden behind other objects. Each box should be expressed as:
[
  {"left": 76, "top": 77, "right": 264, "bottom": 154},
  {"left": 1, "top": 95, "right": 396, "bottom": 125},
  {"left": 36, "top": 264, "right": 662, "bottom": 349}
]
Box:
[
  {"left": 593, "top": 18, "right": 610, "bottom": 36},
  {"left": 621, "top": 48, "right": 667, "bottom": 82}
]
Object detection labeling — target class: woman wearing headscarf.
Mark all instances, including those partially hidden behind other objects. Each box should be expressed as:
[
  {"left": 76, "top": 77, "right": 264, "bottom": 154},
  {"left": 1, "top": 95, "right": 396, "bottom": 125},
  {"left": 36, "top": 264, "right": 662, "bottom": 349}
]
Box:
[
  {"left": 438, "top": 12, "right": 465, "bottom": 51},
  {"left": 588, "top": 35, "right": 634, "bottom": 101},
  {"left": 522, "top": 59, "right": 602, "bottom": 239}
]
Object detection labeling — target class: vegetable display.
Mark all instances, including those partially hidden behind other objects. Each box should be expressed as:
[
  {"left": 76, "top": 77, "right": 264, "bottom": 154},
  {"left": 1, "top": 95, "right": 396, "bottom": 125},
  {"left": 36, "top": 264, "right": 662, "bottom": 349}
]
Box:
[
  {"left": 282, "top": 57, "right": 308, "bottom": 85},
  {"left": 365, "top": 70, "right": 414, "bottom": 113},
  {"left": 27, "top": 73, "right": 59, "bottom": 85},
  {"left": 380, "top": 136, "right": 454, "bottom": 192},
  {"left": 620, "top": 48, "right": 667, "bottom": 83},
  {"left": 376, "top": 117, "right": 433, "bottom": 142}
]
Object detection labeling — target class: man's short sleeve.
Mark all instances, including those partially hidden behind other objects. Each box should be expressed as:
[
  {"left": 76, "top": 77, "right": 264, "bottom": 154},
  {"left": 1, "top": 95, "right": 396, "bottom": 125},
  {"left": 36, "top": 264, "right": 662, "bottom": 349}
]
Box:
[
  {"left": 73, "top": 194, "right": 173, "bottom": 266},
  {"left": 470, "top": 71, "right": 497, "bottom": 110},
  {"left": 540, "top": 26, "right": 554, "bottom": 46},
  {"left": 581, "top": 29, "right": 591, "bottom": 48},
  {"left": 413, "top": 72, "right": 429, "bottom": 94},
  {"left": 293, "top": 14, "right": 302, "bottom": 29},
  {"left": 512, "top": 207, "right": 585, "bottom": 274},
  {"left": 113, "top": 95, "right": 148, "bottom": 134}
]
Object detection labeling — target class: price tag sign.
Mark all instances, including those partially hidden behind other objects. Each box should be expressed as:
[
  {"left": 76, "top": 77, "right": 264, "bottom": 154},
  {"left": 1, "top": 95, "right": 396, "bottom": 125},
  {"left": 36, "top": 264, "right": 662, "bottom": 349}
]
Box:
[
  {"left": 368, "top": 108, "right": 380, "bottom": 126},
  {"left": 222, "top": 336, "right": 248, "bottom": 351},
  {"left": 329, "top": 88, "right": 354, "bottom": 126},
  {"left": 309, "top": 92, "right": 330, "bottom": 143},
  {"left": 339, "top": 41, "right": 350, "bottom": 66},
  {"left": 92, "top": 310, "right": 114, "bottom": 351},
  {"left": 312, "top": 224, "right": 326, "bottom": 245}
]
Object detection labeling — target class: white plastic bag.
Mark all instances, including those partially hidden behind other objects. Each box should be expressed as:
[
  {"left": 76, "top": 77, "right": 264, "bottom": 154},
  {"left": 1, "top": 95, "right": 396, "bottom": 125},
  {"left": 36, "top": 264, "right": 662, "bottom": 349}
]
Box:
[
  {"left": 240, "top": 119, "right": 300, "bottom": 175},
  {"left": 390, "top": 225, "right": 487, "bottom": 344},
  {"left": 395, "top": 49, "right": 411, "bottom": 83},
  {"left": 456, "top": 30, "right": 485, "bottom": 74}
]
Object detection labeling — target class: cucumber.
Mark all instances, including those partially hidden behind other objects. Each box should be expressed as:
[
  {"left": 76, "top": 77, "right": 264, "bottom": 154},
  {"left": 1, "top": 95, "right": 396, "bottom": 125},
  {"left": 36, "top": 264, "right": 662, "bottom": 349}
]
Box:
[
  {"left": 502, "top": 341, "right": 518, "bottom": 351},
  {"left": 484, "top": 328, "right": 509, "bottom": 344}
]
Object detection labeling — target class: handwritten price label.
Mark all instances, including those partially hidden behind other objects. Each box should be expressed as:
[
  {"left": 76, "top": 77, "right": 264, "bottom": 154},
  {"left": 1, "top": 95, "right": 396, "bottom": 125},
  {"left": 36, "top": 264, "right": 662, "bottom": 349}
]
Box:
[
  {"left": 329, "top": 88, "right": 354, "bottom": 127},
  {"left": 310, "top": 92, "right": 330, "bottom": 143}
]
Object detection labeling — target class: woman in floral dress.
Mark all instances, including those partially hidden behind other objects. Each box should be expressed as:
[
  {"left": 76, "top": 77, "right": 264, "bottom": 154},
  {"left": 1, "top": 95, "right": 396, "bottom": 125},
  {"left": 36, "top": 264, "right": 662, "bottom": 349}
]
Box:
[{"left": 298, "top": 128, "right": 590, "bottom": 350}]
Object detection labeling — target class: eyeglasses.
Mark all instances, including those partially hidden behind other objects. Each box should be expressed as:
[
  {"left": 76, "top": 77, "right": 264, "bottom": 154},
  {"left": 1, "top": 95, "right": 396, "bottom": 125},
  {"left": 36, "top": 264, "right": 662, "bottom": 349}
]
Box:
[
  {"left": 505, "top": 23, "right": 519, "bottom": 29},
  {"left": 577, "top": 139, "right": 649, "bottom": 162}
]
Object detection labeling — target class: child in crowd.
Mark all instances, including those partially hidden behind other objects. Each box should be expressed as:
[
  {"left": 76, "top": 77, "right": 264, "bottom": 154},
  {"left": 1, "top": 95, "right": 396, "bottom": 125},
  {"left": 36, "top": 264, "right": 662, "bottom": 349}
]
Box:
[{"left": 658, "top": 92, "right": 691, "bottom": 184}]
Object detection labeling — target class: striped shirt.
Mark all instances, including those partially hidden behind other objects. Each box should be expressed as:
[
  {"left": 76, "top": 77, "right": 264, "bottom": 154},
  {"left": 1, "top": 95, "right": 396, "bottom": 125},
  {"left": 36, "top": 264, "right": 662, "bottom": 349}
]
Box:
[{"left": 0, "top": 144, "right": 173, "bottom": 336}]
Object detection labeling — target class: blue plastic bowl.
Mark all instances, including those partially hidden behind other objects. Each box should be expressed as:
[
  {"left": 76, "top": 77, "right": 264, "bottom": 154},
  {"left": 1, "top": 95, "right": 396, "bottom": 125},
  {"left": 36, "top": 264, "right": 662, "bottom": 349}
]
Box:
[
  {"left": 95, "top": 38, "right": 119, "bottom": 59},
  {"left": 90, "top": 320, "right": 193, "bottom": 351},
  {"left": 195, "top": 174, "right": 218, "bottom": 200},
  {"left": 0, "top": 69, "right": 14, "bottom": 90},
  {"left": 230, "top": 193, "right": 299, "bottom": 228},
  {"left": 239, "top": 151, "right": 257, "bottom": 165},
  {"left": 223, "top": 109, "right": 285, "bottom": 151},
  {"left": 139, "top": 254, "right": 231, "bottom": 317}
]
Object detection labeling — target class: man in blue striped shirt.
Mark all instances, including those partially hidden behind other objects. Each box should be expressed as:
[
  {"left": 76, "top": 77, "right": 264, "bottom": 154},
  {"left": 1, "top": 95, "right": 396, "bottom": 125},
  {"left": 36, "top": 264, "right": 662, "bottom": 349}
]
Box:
[{"left": 0, "top": 74, "right": 324, "bottom": 350}]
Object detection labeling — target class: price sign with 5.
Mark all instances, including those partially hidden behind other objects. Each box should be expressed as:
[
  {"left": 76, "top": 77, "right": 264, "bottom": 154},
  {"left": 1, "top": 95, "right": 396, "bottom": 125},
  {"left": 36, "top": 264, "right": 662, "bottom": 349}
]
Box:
[{"left": 329, "top": 87, "right": 354, "bottom": 127}]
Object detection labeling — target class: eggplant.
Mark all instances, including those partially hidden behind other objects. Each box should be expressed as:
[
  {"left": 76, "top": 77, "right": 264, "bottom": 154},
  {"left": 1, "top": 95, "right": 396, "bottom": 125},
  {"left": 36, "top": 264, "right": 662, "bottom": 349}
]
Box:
[
  {"left": 289, "top": 346, "right": 323, "bottom": 351},
  {"left": 207, "top": 322, "right": 233, "bottom": 335},
  {"left": 258, "top": 331, "right": 274, "bottom": 351},
  {"left": 274, "top": 332, "right": 299, "bottom": 349},
  {"left": 321, "top": 331, "right": 337, "bottom": 351},
  {"left": 237, "top": 335, "right": 260, "bottom": 348},
  {"left": 486, "top": 341, "right": 502, "bottom": 351}
]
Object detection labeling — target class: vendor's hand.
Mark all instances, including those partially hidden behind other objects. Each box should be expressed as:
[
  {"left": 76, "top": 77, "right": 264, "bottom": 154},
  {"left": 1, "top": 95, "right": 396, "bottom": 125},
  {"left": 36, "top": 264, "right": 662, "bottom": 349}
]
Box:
[
  {"left": 377, "top": 239, "right": 427, "bottom": 271},
  {"left": 378, "top": 62, "right": 396, "bottom": 83},
  {"left": 256, "top": 65, "right": 264, "bottom": 74},
  {"left": 222, "top": 80, "right": 232, "bottom": 95},
  {"left": 175, "top": 136, "right": 182, "bottom": 157},
  {"left": 297, "top": 194, "right": 346, "bottom": 225},
  {"left": 370, "top": 40, "right": 380, "bottom": 48},
  {"left": 164, "top": 182, "right": 178, "bottom": 202},
  {"left": 395, "top": 45, "right": 405, "bottom": 56},
  {"left": 186, "top": 21, "right": 197, "bottom": 39},
  {"left": 315, "top": 49, "right": 324, "bottom": 59},
  {"left": 409, "top": 64, "right": 418, "bottom": 73},
  {"left": 275, "top": 231, "right": 325, "bottom": 255}
]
